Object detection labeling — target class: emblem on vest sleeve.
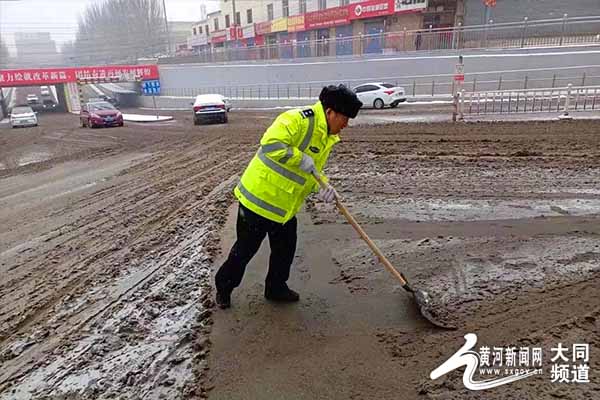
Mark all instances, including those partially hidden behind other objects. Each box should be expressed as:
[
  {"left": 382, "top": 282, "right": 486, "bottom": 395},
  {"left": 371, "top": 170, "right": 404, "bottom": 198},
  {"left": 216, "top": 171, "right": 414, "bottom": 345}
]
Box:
[{"left": 301, "top": 109, "right": 314, "bottom": 118}]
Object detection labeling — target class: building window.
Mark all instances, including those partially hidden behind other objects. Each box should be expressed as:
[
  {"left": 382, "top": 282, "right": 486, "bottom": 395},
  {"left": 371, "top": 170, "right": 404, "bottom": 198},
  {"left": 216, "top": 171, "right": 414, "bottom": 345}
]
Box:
[
  {"left": 205, "top": 24, "right": 209, "bottom": 34},
  {"left": 247, "top": 9, "right": 253, "bottom": 24},
  {"left": 214, "top": 19, "right": 219, "bottom": 31},
  {"left": 225, "top": 14, "right": 230, "bottom": 28},
  {"left": 267, "top": 4, "right": 274, "bottom": 21},
  {"left": 193, "top": 27, "right": 197, "bottom": 35},
  {"left": 299, "top": 0, "right": 307, "bottom": 14},
  {"left": 318, "top": 0, "right": 326, "bottom": 10},
  {"left": 235, "top": 11, "right": 241, "bottom": 25},
  {"left": 282, "top": 0, "right": 289, "bottom": 17},
  {"left": 340, "top": 0, "right": 349, "bottom": 5}
]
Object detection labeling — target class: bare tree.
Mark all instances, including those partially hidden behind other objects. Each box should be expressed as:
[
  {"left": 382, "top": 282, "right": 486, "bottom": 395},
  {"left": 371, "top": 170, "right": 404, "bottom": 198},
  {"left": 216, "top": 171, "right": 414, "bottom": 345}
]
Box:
[{"left": 73, "top": 0, "right": 167, "bottom": 65}]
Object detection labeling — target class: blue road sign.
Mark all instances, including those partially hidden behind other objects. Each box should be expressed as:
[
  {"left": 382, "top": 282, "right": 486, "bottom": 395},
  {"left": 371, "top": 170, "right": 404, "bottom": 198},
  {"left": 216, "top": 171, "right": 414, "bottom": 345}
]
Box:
[{"left": 142, "top": 79, "right": 161, "bottom": 95}]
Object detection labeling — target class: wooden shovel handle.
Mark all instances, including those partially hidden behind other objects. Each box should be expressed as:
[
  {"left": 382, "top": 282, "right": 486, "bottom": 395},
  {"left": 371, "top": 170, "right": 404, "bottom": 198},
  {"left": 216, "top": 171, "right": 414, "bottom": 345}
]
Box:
[{"left": 312, "top": 172, "right": 408, "bottom": 286}]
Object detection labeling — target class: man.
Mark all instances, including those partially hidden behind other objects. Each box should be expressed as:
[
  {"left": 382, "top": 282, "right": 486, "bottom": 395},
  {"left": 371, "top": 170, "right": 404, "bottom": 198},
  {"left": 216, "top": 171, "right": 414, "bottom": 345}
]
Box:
[{"left": 215, "top": 84, "right": 363, "bottom": 309}]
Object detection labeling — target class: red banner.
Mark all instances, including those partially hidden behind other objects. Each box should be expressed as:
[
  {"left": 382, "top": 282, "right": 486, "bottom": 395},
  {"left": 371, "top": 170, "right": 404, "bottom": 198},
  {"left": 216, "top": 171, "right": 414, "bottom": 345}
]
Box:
[
  {"left": 305, "top": 7, "right": 350, "bottom": 30},
  {"left": 0, "top": 64, "right": 159, "bottom": 87},
  {"left": 349, "top": 0, "right": 394, "bottom": 20},
  {"left": 255, "top": 21, "right": 272, "bottom": 36},
  {"left": 211, "top": 29, "right": 228, "bottom": 43}
]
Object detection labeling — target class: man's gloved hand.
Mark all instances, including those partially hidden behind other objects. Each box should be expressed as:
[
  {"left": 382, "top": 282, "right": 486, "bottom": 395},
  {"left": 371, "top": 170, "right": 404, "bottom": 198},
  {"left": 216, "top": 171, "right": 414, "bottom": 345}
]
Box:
[
  {"left": 318, "top": 185, "right": 337, "bottom": 203},
  {"left": 299, "top": 153, "right": 317, "bottom": 174}
]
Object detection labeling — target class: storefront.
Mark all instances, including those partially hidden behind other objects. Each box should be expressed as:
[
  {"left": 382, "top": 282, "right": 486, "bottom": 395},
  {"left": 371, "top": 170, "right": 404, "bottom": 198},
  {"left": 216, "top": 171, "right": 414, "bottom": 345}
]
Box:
[
  {"left": 348, "top": 0, "right": 395, "bottom": 53},
  {"left": 335, "top": 25, "right": 354, "bottom": 56},
  {"left": 296, "top": 31, "right": 312, "bottom": 58},
  {"left": 254, "top": 21, "right": 272, "bottom": 59},
  {"left": 187, "top": 33, "right": 209, "bottom": 54},
  {"left": 210, "top": 30, "right": 227, "bottom": 49},
  {"left": 287, "top": 15, "right": 307, "bottom": 58},
  {"left": 241, "top": 24, "right": 255, "bottom": 47},
  {"left": 271, "top": 18, "right": 290, "bottom": 59},
  {"left": 305, "top": 6, "right": 351, "bottom": 58}
]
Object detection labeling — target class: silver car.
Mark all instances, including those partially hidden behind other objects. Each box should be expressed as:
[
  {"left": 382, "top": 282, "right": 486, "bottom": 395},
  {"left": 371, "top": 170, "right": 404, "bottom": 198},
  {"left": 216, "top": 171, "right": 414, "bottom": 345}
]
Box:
[
  {"left": 192, "top": 94, "right": 229, "bottom": 125},
  {"left": 10, "top": 106, "right": 38, "bottom": 128}
]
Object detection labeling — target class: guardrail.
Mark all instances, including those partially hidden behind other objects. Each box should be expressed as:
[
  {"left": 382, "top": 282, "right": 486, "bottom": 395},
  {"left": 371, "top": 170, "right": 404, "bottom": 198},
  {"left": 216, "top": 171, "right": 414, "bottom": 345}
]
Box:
[
  {"left": 165, "top": 15, "right": 600, "bottom": 65},
  {"left": 160, "top": 66, "right": 600, "bottom": 101},
  {"left": 459, "top": 84, "right": 600, "bottom": 118}
]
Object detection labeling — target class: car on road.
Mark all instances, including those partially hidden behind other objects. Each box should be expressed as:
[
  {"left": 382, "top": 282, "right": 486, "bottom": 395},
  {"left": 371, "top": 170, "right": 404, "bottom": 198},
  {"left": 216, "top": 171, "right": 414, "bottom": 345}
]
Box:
[
  {"left": 89, "top": 94, "right": 119, "bottom": 107},
  {"left": 40, "top": 86, "right": 51, "bottom": 96},
  {"left": 26, "top": 94, "right": 40, "bottom": 105},
  {"left": 42, "top": 99, "right": 58, "bottom": 111},
  {"left": 192, "top": 94, "right": 228, "bottom": 125},
  {"left": 80, "top": 101, "right": 124, "bottom": 128},
  {"left": 10, "top": 106, "right": 38, "bottom": 128},
  {"left": 352, "top": 82, "right": 406, "bottom": 109},
  {"left": 216, "top": 94, "right": 232, "bottom": 112}
]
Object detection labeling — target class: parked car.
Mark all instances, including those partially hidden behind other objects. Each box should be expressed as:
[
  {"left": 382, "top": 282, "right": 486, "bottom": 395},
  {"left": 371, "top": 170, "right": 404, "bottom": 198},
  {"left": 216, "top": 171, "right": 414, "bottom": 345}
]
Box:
[
  {"left": 80, "top": 101, "right": 124, "bottom": 128},
  {"left": 40, "top": 86, "right": 51, "bottom": 96},
  {"left": 26, "top": 94, "right": 40, "bottom": 105},
  {"left": 192, "top": 94, "right": 228, "bottom": 125},
  {"left": 352, "top": 82, "right": 406, "bottom": 109},
  {"left": 10, "top": 106, "right": 38, "bottom": 128}
]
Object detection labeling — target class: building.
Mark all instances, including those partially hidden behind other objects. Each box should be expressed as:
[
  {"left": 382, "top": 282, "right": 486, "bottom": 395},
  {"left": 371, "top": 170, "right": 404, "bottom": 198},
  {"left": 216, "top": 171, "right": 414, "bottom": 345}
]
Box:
[
  {"left": 187, "top": 0, "right": 450, "bottom": 56},
  {"left": 463, "top": 0, "right": 599, "bottom": 26},
  {"left": 168, "top": 21, "right": 195, "bottom": 53},
  {"left": 14, "top": 32, "right": 61, "bottom": 66}
]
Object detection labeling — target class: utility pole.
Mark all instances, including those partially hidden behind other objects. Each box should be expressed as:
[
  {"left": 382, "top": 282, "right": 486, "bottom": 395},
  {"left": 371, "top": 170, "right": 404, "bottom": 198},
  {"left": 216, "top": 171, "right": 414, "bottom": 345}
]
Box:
[
  {"left": 162, "top": 0, "right": 172, "bottom": 54},
  {"left": 232, "top": 0, "right": 237, "bottom": 26}
]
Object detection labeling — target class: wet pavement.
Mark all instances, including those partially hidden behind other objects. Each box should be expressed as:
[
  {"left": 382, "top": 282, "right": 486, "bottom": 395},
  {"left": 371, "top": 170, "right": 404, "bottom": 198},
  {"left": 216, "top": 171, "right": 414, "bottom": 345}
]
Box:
[{"left": 0, "top": 111, "right": 599, "bottom": 399}]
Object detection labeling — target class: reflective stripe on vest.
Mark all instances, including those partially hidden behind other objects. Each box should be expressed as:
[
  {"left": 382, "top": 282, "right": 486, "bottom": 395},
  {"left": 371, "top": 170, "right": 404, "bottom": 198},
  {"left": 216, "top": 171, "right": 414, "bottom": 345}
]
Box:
[
  {"left": 255, "top": 113, "right": 315, "bottom": 185},
  {"left": 299, "top": 115, "right": 315, "bottom": 152},
  {"left": 237, "top": 182, "right": 287, "bottom": 217}
]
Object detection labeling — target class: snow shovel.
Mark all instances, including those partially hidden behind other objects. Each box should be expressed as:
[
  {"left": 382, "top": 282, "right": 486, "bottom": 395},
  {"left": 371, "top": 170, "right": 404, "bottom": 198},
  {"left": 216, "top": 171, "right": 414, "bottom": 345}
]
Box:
[{"left": 313, "top": 172, "right": 456, "bottom": 330}]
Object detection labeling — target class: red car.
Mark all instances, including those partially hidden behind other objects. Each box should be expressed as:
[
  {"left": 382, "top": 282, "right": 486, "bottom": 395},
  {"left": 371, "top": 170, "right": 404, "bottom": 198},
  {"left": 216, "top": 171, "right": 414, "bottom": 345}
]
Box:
[{"left": 80, "top": 101, "right": 124, "bottom": 128}]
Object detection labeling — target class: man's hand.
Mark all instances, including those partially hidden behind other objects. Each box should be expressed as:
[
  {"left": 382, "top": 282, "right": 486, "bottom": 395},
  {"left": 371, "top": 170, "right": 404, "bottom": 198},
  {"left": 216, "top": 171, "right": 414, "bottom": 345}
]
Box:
[
  {"left": 299, "top": 153, "right": 317, "bottom": 174},
  {"left": 318, "top": 185, "right": 337, "bottom": 203}
]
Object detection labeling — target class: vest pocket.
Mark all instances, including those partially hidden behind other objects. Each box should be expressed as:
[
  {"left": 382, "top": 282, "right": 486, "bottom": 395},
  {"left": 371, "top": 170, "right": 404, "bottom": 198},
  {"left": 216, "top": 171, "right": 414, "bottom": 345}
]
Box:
[{"left": 258, "top": 169, "right": 299, "bottom": 196}]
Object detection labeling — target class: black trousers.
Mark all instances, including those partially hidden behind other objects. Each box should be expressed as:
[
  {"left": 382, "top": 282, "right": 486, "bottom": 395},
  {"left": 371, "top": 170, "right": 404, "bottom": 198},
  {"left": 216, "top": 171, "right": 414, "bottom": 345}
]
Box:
[{"left": 215, "top": 203, "right": 297, "bottom": 293}]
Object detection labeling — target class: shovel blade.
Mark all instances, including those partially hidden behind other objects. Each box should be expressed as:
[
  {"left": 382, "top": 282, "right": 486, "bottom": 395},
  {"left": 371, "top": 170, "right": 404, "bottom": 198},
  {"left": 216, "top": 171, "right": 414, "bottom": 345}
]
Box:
[{"left": 411, "top": 287, "right": 457, "bottom": 330}]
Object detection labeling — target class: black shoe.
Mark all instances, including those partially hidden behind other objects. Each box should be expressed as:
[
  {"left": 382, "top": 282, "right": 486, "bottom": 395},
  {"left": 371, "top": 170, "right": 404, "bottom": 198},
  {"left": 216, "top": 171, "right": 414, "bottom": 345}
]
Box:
[
  {"left": 215, "top": 288, "right": 231, "bottom": 309},
  {"left": 264, "top": 286, "right": 300, "bottom": 302}
]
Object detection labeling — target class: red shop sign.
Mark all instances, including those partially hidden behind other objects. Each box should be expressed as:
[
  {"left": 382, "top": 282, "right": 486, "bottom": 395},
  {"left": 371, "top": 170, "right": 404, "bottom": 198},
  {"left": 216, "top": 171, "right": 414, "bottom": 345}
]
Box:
[
  {"left": 255, "top": 21, "right": 272, "bottom": 36},
  {"left": 349, "top": 0, "right": 395, "bottom": 20},
  {"left": 0, "top": 65, "right": 159, "bottom": 87},
  {"left": 305, "top": 6, "right": 350, "bottom": 30},
  {"left": 211, "top": 30, "right": 228, "bottom": 43}
]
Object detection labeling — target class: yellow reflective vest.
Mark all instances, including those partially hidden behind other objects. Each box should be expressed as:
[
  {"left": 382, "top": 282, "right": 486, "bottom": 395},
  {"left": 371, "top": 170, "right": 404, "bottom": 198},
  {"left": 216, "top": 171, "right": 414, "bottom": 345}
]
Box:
[{"left": 234, "top": 101, "right": 339, "bottom": 223}]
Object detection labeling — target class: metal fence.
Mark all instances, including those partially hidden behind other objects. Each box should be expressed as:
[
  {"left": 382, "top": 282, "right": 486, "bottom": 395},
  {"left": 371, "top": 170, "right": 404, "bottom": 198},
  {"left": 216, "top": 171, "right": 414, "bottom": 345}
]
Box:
[
  {"left": 160, "top": 66, "right": 600, "bottom": 100},
  {"left": 460, "top": 84, "right": 600, "bottom": 116},
  {"left": 164, "top": 15, "right": 600, "bottom": 65}
]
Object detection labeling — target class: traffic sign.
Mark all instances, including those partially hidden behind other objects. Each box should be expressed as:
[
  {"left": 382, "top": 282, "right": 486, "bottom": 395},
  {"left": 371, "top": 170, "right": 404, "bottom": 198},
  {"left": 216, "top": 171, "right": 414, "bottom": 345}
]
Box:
[{"left": 142, "top": 79, "right": 161, "bottom": 95}]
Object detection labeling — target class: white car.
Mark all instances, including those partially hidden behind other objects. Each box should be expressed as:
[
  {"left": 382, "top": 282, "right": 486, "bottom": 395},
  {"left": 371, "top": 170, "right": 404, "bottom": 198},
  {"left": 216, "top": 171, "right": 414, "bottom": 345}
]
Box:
[
  {"left": 353, "top": 82, "right": 407, "bottom": 109},
  {"left": 40, "top": 86, "right": 51, "bottom": 96},
  {"left": 192, "top": 94, "right": 228, "bottom": 125},
  {"left": 26, "top": 94, "right": 40, "bottom": 104},
  {"left": 10, "top": 106, "right": 38, "bottom": 128}
]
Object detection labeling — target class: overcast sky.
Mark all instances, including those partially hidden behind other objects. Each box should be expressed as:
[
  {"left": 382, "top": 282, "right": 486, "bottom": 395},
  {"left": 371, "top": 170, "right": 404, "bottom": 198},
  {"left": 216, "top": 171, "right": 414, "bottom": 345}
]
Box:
[{"left": 0, "top": 0, "right": 217, "bottom": 51}]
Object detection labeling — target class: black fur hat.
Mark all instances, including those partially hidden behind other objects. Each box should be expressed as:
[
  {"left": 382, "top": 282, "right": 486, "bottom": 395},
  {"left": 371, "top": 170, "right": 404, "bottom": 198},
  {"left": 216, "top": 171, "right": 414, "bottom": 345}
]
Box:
[{"left": 319, "top": 84, "right": 363, "bottom": 119}]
